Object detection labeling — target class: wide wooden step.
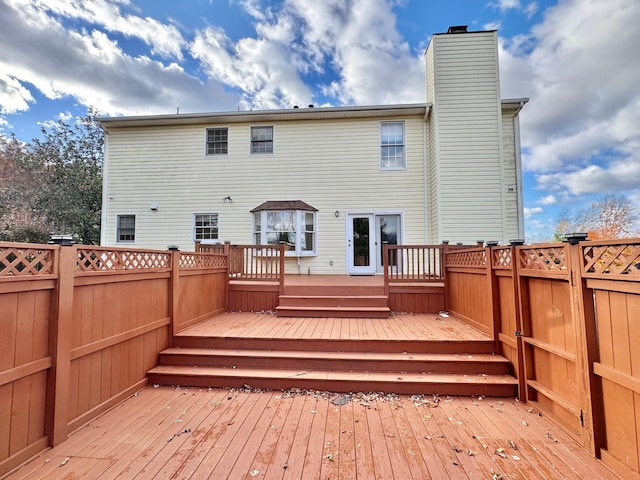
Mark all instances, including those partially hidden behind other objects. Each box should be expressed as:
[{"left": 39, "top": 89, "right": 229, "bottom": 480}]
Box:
[
  {"left": 278, "top": 295, "right": 389, "bottom": 308},
  {"left": 147, "top": 365, "right": 518, "bottom": 397},
  {"left": 158, "top": 347, "right": 511, "bottom": 375},
  {"left": 283, "top": 284, "right": 385, "bottom": 296},
  {"left": 276, "top": 305, "right": 390, "bottom": 318},
  {"left": 172, "top": 335, "right": 497, "bottom": 354}
]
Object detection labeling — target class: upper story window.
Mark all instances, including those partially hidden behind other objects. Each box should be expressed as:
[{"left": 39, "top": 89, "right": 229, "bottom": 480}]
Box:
[
  {"left": 116, "top": 214, "right": 135, "bottom": 243},
  {"left": 193, "top": 213, "right": 219, "bottom": 242},
  {"left": 251, "top": 200, "right": 317, "bottom": 256},
  {"left": 206, "top": 127, "right": 228, "bottom": 155},
  {"left": 251, "top": 126, "right": 273, "bottom": 154},
  {"left": 380, "top": 121, "right": 405, "bottom": 169}
]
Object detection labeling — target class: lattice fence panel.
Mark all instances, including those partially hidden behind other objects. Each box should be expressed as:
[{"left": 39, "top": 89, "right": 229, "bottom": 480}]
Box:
[
  {"left": 518, "top": 246, "right": 567, "bottom": 271},
  {"left": 180, "top": 253, "right": 228, "bottom": 269},
  {"left": 446, "top": 249, "right": 487, "bottom": 267},
  {"left": 583, "top": 243, "right": 640, "bottom": 277},
  {"left": 76, "top": 248, "right": 170, "bottom": 272},
  {"left": 0, "top": 245, "right": 55, "bottom": 276},
  {"left": 492, "top": 247, "right": 512, "bottom": 269}
]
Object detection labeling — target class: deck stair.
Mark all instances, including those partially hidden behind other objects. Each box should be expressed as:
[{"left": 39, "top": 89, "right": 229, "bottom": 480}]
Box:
[
  {"left": 275, "top": 281, "right": 390, "bottom": 318},
  {"left": 148, "top": 335, "right": 518, "bottom": 397}
]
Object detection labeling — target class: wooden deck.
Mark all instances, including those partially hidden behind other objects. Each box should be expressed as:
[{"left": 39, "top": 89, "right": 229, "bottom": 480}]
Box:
[
  {"left": 4, "top": 385, "right": 618, "bottom": 480},
  {"left": 176, "top": 311, "right": 487, "bottom": 342}
]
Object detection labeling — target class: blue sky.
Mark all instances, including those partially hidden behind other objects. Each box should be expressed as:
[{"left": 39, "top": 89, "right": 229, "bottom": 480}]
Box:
[{"left": 1, "top": 0, "right": 639, "bottom": 241}]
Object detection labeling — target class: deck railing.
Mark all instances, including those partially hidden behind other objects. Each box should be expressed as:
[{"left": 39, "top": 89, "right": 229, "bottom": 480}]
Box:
[{"left": 383, "top": 244, "right": 444, "bottom": 283}]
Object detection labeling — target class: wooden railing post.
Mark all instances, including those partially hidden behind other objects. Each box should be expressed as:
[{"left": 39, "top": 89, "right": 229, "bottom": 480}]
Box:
[
  {"left": 566, "top": 240, "right": 603, "bottom": 456},
  {"left": 442, "top": 241, "right": 449, "bottom": 311},
  {"left": 46, "top": 244, "right": 76, "bottom": 447},
  {"left": 169, "top": 249, "right": 180, "bottom": 339},
  {"left": 383, "top": 244, "right": 390, "bottom": 297},
  {"left": 223, "top": 243, "right": 230, "bottom": 311},
  {"left": 278, "top": 244, "right": 285, "bottom": 296}
]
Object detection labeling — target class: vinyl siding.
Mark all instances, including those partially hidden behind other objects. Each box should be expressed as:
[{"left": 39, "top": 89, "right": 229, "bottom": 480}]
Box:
[
  {"left": 425, "top": 41, "right": 440, "bottom": 243},
  {"left": 501, "top": 107, "right": 521, "bottom": 240},
  {"left": 427, "top": 31, "right": 506, "bottom": 243},
  {"left": 103, "top": 116, "right": 427, "bottom": 274}
]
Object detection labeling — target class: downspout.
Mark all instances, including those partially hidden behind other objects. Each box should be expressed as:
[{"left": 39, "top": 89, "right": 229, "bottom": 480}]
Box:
[
  {"left": 100, "top": 128, "right": 109, "bottom": 246},
  {"left": 514, "top": 102, "right": 525, "bottom": 238}
]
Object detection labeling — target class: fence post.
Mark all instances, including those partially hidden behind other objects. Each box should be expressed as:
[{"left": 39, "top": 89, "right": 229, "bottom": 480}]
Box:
[
  {"left": 46, "top": 244, "right": 76, "bottom": 447},
  {"left": 566, "top": 239, "right": 604, "bottom": 456},
  {"left": 169, "top": 249, "right": 180, "bottom": 339}
]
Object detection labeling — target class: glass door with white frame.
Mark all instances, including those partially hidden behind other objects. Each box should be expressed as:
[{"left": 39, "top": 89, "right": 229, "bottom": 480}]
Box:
[
  {"left": 347, "top": 214, "right": 375, "bottom": 275},
  {"left": 375, "top": 214, "right": 401, "bottom": 274}
]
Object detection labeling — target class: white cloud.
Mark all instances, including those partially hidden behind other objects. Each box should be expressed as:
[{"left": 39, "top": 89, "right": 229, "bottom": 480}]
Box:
[
  {"left": 499, "top": 0, "right": 640, "bottom": 199},
  {"left": 0, "top": 2, "right": 238, "bottom": 117},
  {"left": 524, "top": 207, "right": 543, "bottom": 218},
  {"left": 24, "top": 0, "right": 187, "bottom": 59},
  {"left": 191, "top": 0, "right": 425, "bottom": 109},
  {"left": 490, "top": 0, "right": 521, "bottom": 10},
  {"left": 537, "top": 194, "right": 556, "bottom": 205},
  {"left": 0, "top": 73, "right": 35, "bottom": 114},
  {"left": 484, "top": 21, "right": 502, "bottom": 31}
]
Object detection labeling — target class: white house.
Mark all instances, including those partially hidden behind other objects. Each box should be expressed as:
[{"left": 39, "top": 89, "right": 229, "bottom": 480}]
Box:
[{"left": 99, "top": 26, "right": 527, "bottom": 275}]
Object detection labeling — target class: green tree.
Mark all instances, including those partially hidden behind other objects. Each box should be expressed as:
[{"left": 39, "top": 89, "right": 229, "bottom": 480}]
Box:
[{"left": 0, "top": 113, "right": 103, "bottom": 244}]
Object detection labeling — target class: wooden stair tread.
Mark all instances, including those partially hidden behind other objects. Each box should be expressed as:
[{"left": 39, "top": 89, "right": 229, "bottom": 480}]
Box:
[
  {"left": 148, "top": 365, "right": 518, "bottom": 385},
  {"left": 276, "top": 305, "right": 389, "bottom": 311},
  {"left": 160, "top": 347, "right": 508, "bottom": 363},
  {"left": 279, "top": 295, "right": 388, "bottom": 299}
]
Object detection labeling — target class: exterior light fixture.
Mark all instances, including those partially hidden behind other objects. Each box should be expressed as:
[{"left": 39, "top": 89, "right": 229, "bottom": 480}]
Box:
[
  {"left": 150, "top": 203, "right": 159, "bottom": 211},
  {"left": 334, "top": 210, "right": 339, "bottom": 217},
  {"left": 223, "top": 196, "right": 233, "bottom": 203}
]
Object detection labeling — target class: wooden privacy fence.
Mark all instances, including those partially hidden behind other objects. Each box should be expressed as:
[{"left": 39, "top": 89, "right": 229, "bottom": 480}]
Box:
[
  {"left": 445, "top": 238, "right": 640, "bottom": 479},
  {"left": 0, "top": 242, "right": 228, "bottom": 477}
]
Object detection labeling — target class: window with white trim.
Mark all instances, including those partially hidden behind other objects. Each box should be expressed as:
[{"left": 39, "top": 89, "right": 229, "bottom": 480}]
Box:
[
  {"left": 250, "top": 126, "right": 273, "bottom": 154},
  {"left": 380, "top": 121, "right": 405, "bottom": 169},
  {"left": 252, "top": 208, "right": 316, "bottom": 256},
  {"left": 116, "top": 214, "right": 135, "bottom": 242},
  {"left": 206, "top": 128, "right": 228, "bottom": 155},
  {"left": 193, "top": 213, "right": 219, "bottom": 241}
]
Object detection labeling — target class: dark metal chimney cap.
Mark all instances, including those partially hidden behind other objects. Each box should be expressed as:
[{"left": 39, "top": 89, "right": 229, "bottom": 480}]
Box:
[{"left": 447, "top": 25, "right": 468, "bottom": 34}]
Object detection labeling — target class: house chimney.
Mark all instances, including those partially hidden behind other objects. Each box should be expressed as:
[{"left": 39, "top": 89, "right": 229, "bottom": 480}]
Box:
[{"left": 447, "top": 25, "right": 468, "bottom": 34}]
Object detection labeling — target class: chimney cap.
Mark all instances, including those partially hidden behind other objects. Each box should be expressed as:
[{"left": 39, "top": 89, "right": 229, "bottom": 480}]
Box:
[{"left": 447, "top": 25, "right": 468, "bottom": 34}]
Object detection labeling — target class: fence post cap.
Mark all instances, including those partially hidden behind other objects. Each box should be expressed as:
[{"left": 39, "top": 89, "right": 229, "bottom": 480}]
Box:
[
  {"left": 167, "top": 245, "right": 180, "bottom": 251},
  {"left": 562, "top": 232, "right": 588, "bottom": 245},
  {"left": 485, "top": 240, "right": 499, "bottom": 247},
  {"left": 509, "top": 239, "right": 525, "bottom": 246},
  {"left": 48, "top": 234, "right": 75, "bottom": 246}
]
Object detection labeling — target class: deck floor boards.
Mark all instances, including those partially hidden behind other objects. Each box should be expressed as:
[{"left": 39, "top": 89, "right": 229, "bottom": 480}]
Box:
[
  {"left": 4, "top": 386, "right": 619, "bottom": 480},
  {"left": 174, "top": 312, "right": 490, "bottom": 342}
]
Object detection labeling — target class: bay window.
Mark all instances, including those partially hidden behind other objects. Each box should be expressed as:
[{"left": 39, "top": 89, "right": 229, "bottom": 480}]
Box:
[{"left": 251, "top": 201, "right": 317, "bottom": 256}]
